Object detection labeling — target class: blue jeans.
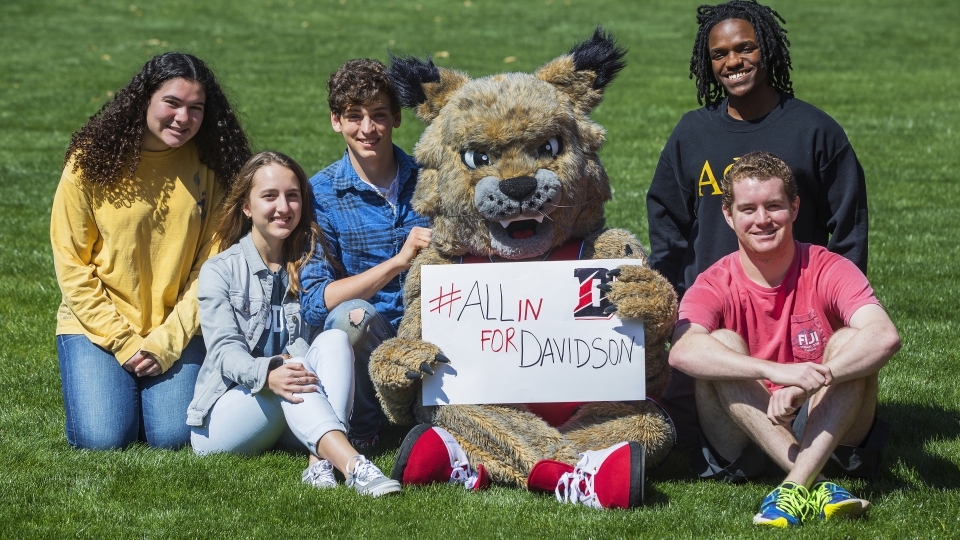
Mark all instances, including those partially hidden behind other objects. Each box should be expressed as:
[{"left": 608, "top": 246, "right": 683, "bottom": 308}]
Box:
[
  {"left": 323, "top": 299, "right": 396, "bottom": 439},
  {"left": 57, "top": 334, "right": 204, "bottom": 450}
]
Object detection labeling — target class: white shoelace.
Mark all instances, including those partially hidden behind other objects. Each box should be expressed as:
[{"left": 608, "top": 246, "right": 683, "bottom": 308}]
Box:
[
  {"left": 555, "top": 468, "right": 601, "bottom": 509},
  {"left": 303, "top": 459, "right": 335, "bottom": 486},
  {"left": 449, "top": 460, "right": 480, "bottom": 490},
  {"left": 347, "top": 456, "right": 385, "bottom": 486}
]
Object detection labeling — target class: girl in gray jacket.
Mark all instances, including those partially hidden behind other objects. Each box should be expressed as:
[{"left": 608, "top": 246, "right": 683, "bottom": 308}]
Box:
[{"left": 188, "top": 151, "right": 400, "bottom": 497}]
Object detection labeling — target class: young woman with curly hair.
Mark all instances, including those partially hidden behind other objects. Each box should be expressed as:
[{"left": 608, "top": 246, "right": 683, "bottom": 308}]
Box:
[
  {"left": 187, "top": 151, "right": 400, "bottom": 497},
  {"left": 50, "top": 52, "right": 251, "bottom": 450}
]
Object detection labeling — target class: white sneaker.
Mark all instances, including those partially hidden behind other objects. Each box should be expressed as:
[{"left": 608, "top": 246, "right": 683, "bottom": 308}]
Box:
[
  {"left": 302, "top": 459, "right": 337, "bottom": 489},
  {"left": 346, "top": 456, "right": 402, "bottom": 497}
]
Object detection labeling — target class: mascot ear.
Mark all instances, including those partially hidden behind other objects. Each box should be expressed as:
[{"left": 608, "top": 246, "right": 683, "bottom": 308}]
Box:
[
  {"left": 388, "top": 53, "right": 469, "bottom": 124},
  {"left": 535, "top": 27, "right": 627, "bottom": 113}
]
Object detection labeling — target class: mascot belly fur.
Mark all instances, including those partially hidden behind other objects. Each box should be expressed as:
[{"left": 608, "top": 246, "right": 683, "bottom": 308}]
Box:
[{"left": 369, "top": 29, "right": 678, "bottom": 509}]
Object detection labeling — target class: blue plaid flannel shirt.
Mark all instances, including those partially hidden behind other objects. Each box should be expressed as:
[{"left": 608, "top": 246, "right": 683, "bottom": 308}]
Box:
[{"left": 300, "top": 146, "right": 429, "bottom": 330}]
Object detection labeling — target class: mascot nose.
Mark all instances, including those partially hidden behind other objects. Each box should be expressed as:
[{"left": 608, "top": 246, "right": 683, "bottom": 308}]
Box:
[{"left": 498, "top": 176, "right": 538, "bottom": 201}]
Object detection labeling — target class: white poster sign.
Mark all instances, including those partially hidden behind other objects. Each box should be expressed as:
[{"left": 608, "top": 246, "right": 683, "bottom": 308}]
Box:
[{"left": 420, "top": 259, "right": 645, "bottom": 405}]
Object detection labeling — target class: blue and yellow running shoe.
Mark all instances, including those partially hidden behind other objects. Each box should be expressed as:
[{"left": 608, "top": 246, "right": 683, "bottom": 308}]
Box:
[
  {"left": 753, "top": 481, "right": 810, "bottom": 528},
  {"left": 808, "top": 481, "right": 870, "bottom": 521}
]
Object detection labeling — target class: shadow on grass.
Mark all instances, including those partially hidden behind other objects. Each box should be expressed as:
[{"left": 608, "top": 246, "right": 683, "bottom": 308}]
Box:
[
  {"left": 641, "top": 482, "right": 671, "bottom": 508},
  {"left": 370, "top": 401, "right": 960, "bottom": 506},
  {"left": 876, "top": 401, "right": 960, "bottom": 490},
  {"left": 650, "top": 401, "right": 960, "bottom": 493}
]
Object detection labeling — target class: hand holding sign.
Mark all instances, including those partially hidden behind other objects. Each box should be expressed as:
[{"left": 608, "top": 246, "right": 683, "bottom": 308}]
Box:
[
  {"left": 367, "top": 337, "right": 446, "bottom": 425},
  {"left": 404, "top": 353, "right": 451, "bottom": 380},
  {"left": 597, "top": 264, "right": 680, "bottom": 346}
]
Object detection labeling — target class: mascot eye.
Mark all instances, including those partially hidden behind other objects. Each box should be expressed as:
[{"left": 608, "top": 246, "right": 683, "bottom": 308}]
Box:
[
  {"left": 462, "top": 149, "right": 492, "bottom": 169},
  {"left": 537, "top": 137, "right": 563, "bottom": 159}
]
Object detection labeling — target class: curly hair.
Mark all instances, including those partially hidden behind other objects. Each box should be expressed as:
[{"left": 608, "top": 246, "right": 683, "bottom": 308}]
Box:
[
  {"left": 216, "top": 151, "right": 336, "bottom": 294},
  {"left": 64, "top": 52, "right": 251, "bottom": 188},
  {"left": 689, "top": 0, "right": 793, "bottom": 106},
  {"left": 721, "top": 151, "right": 797, "bottom": 208},
  {"left": 327, "top": 58, "right": 400, "bottom": 117}
]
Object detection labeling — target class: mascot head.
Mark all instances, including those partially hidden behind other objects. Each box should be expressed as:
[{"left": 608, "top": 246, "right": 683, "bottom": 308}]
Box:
[{"left": 389, "top": 28, "right": 626, "bottom": 260}]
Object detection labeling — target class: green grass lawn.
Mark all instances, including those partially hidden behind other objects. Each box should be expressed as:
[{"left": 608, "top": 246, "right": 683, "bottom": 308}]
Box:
[{"left": 2, "top": 0, "right": 959, "bottom": 537}]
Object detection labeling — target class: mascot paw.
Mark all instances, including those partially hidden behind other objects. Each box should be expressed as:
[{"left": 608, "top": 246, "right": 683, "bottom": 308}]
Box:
[
  {"left": 371, "top": 338, "right": 448, "bottom": 388},
  {"left": 599, "top": 265, "right": 677, "bottom": 344},
  {"left": 370, "top": 337, "right": 449, "bottom": 424}
]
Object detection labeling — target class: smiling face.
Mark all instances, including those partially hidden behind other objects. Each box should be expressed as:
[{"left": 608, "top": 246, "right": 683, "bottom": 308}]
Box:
[
  {"left": 708, "top": 18, "right": 769, "bottom": 102},
  {"left": 331, "top": 92, "right": 401, "bottom": 165},
  {"left": 141, "top": 78, "right": 205, "bottom": 151},
  {"left": 242, "top": 163, "right": 303, "bottom": 253},
  {"left": 722, "top": 175, "right": 798, "bottom": 259}
]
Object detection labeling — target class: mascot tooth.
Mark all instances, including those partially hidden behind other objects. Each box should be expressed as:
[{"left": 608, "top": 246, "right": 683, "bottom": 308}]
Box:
[{"left": 369, "top": 28, "right": 679, "bottom": 509}]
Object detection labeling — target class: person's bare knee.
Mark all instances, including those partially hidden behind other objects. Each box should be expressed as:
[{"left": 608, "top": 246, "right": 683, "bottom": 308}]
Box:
[
  {"left": 348, "top": 308, "right": 367, "bottom": 327},
  {"left": 711, "top": 329, "right": 749, "bottom": 355},
  {"left": 823, "top": 327, "right": 857, "bottom": 362},
  {"left": 804, "top": 372, "right": 873, "bottom": 450},
  {"left": 696, "top": 379, "right": 752, "bottom": 462}
]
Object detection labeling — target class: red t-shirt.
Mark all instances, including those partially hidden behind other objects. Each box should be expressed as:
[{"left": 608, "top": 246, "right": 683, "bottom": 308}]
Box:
[{"left": 677, "top": 242, "right": 879, "bottom": 390}]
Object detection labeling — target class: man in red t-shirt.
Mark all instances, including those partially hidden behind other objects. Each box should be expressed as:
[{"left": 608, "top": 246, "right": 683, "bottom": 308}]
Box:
[{"left": 669, "top": 152, "right": 900, "bottom": 528}]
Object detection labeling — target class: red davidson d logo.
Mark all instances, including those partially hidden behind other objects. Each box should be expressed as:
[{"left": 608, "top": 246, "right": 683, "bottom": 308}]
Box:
[{"left": 573, "top": 267, "right": 615, "bottom": 320}]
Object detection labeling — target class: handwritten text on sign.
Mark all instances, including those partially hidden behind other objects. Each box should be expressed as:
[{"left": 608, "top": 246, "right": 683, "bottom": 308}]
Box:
[{"left": 421, "top": 259, "right": 645, "bottom": 405}]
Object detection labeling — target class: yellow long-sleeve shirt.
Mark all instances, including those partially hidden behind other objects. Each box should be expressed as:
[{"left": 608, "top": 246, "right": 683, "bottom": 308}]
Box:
[{"left": 50, "top": 143, "right": 224, "bottom": 372}]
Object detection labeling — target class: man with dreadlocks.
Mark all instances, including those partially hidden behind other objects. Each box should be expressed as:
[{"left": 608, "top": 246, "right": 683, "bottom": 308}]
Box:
[{"left": 646, "top": 0, "right": 870, "bottom": 463}]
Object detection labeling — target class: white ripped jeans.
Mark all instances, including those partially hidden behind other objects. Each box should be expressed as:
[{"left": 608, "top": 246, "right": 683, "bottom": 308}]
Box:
[{"left": 191, "top": 330, "right": 355, "bottom": 456}]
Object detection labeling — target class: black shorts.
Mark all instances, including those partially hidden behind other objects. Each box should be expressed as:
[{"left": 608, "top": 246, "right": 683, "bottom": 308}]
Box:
[{"left": 692, "top": 401, "right": 891, "bottom": 483}]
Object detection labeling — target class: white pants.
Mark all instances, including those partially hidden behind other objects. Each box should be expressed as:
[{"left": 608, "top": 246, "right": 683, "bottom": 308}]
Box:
[{"left": 191, "top": 329, "right": 354, "bottom": 456}]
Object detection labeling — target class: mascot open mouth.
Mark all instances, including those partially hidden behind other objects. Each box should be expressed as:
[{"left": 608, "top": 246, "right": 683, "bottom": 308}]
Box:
[
  {"left": 486, "top": 216, "right": 554, "bottom": 259},
  {"left": 502, "top": 216, "right": 543, "bottom": 240},
  {"left": 473, "top": 171, "right": 563, "bottom": 260}
]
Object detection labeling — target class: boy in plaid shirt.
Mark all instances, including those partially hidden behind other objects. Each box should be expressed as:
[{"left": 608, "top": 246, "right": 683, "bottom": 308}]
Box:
[{"left": 301, "top": 58, "right": 431, "bottom": 447}]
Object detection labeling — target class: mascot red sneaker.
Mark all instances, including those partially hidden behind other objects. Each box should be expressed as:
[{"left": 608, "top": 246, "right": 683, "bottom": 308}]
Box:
[
  {"left": 371, "top": 29, "right": 678, "bottom": 509},
  {"left": 392, "top": 424, "right": 489, "bottom": 491},
  {"left": 529, "top": 441, "right": 646, "bottom": 509}
]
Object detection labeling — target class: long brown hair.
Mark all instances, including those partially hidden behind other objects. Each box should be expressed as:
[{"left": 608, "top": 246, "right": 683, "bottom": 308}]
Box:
[
  {"left": 65, "top": 52, "right": 250, "bottom": 188},
  {"left": 216, "top": 151, "right": 331, "bottom": 294}
]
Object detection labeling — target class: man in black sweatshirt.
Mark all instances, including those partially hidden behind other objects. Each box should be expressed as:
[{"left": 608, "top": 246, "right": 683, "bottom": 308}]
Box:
[{"left": 646, "top": 0, "right": 868, "bottom": 452}]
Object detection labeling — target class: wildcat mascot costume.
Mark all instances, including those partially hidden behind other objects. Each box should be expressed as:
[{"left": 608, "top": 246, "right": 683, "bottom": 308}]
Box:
[{"left": 370, "top": 29, "right": 678, "bottom": 509}]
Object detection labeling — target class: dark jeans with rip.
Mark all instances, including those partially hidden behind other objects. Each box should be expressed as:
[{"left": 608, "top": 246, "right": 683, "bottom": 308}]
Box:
[{"left": 323, "top": 299, "right": 396, "bottom": 440}]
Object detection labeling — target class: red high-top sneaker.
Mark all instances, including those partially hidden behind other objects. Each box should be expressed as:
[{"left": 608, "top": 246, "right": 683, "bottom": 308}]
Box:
[
  {"left": 391, "top": 424, "right": 489, "bottom": 490},
  {"left": 527, "top": 441, "right": 645, "bottom": 509}
]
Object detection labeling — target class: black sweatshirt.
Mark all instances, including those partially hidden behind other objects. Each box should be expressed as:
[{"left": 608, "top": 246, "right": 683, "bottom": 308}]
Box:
[{"left": 646, "top": 94, "right": 868, "bottom": 299}]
